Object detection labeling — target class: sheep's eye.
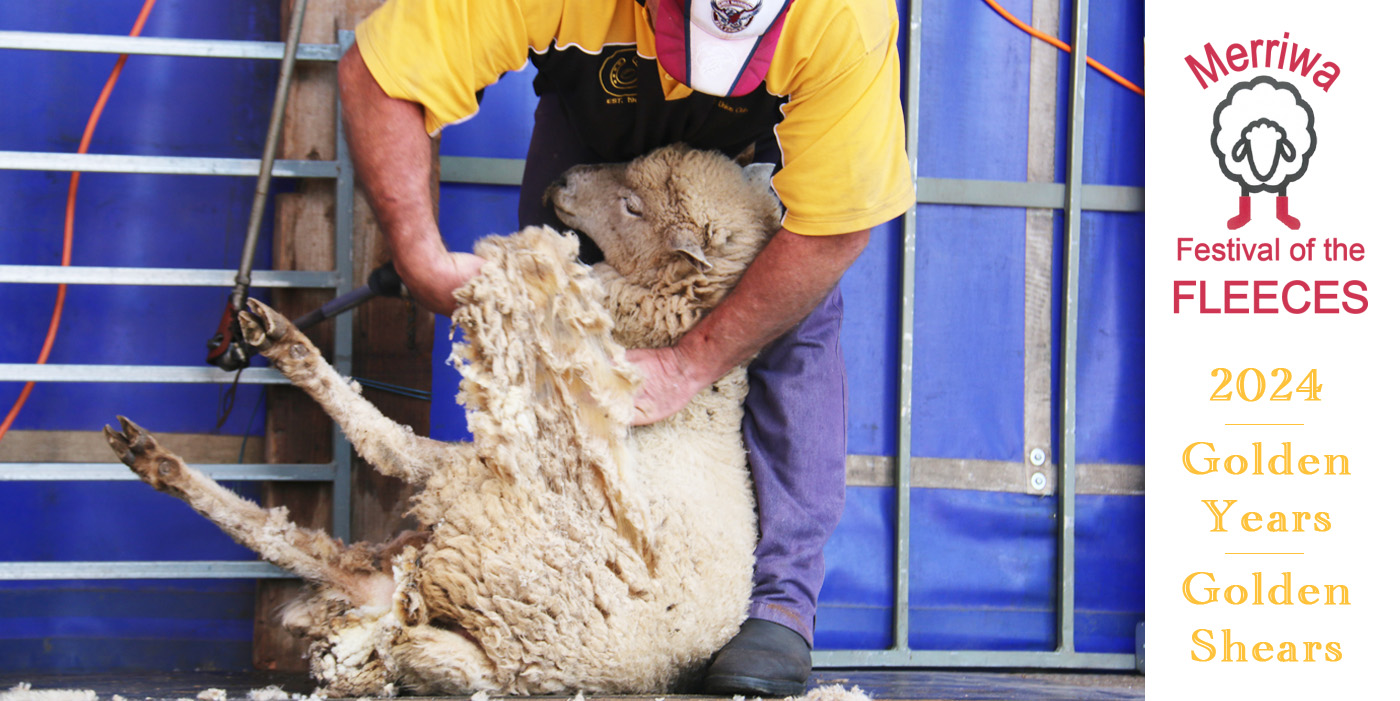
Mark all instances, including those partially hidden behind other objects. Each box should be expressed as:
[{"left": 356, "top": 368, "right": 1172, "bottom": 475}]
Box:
[{"left": 623, "top": 195, "right": 644, "bottom": 217}]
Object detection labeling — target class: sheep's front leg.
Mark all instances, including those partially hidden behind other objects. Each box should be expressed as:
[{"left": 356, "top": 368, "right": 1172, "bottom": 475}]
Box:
[
  {"left": 239, "top": 298, "right": 464, "bottom": 486},
  {"left": 104, "top": 416, "right": 356, "bottom": 587}
]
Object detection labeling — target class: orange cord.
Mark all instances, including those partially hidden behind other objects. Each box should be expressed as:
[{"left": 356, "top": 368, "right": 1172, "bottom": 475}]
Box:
[
  {"left": 983, "top": 0, "right": 1144, "bottom": 96},
  {"left": 0, "top": 0, "right": 159, "bottom": 443}
]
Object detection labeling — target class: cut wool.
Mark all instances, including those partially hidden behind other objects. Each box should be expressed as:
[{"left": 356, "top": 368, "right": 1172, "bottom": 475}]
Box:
[
  {"left": 196, "top": 689, "right": 227, "bottom": 701},
  {"left": 244, "top": 687, "right": 289, "bottom": 701},
  {"left": 795, "top": 685, "right": 874, "bottom": 701},
  {"left": 0, "top": 684, "right": 97, "bottom": 701}
]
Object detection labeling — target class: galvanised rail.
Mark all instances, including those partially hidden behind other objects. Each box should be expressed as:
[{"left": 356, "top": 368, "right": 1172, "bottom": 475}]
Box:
[
  {"left": 445, "top": 0, "right": 1147, "bottom": 671},
  {"left": 0, "top": 29, "right": 356, "bottom": 580},
  {"left": 2, "top": 5, "right": 1145, "bottom": 671}
]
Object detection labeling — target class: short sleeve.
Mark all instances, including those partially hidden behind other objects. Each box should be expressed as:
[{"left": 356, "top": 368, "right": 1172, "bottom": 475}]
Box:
[
  {"left": 769, "top": 3, "right": 914, "bottom": 236},
  {"left": 356, "top": 0, "right": 560, "bottom": 134}
]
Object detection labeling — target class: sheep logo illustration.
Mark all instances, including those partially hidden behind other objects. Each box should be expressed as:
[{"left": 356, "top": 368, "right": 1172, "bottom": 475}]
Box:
[{"left": 1211, "top": 75, "right": 1316, "bottom": 230}]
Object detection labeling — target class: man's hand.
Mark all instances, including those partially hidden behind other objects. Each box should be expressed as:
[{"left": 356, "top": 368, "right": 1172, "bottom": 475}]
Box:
[
  {"left": 625, "top": 346, "right": 707, "bottom": 426},
  {"left": 393, "top": 239, "right": 486, "bottom": 316},
  {"left": 624, "top": 228, "right": 869, "bottom": 426}
]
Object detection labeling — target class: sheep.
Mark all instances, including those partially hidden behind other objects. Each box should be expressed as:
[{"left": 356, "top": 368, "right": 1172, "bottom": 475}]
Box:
[
  {"left": 1211, "top": 75, "right": 1316, "bottom": 230},
  {"left": 103, "top": 144, "right": 782, "bottom": 696}
]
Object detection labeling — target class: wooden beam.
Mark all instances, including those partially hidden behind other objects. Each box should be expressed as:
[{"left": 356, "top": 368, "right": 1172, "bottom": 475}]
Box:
[
  {"left": 255, "top": 0, "right": 397, "bottom": 672},
  {"left": 1022, "top": 0, "right": 1061, "bottom": 496},
  {"left": 0, "top": 430, "right": 265, "bottom": 464}
]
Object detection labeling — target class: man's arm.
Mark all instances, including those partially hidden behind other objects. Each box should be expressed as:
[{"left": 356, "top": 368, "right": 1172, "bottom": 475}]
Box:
[
  {"left": 338, "top": 42, "right": 483, "bottom": 316},
  {"left": 627, "top": 227, "right": 869, "bottom": 425}
]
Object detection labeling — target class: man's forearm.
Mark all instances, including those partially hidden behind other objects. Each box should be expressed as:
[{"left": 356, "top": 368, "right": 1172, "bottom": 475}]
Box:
[
  {"left": 338, "top": 43, "right": 480, "bottom": 314},
  {"left": 677, "top": 227, "right": 870, "bottom": 386},
  {"left": 626, "top": 227, "right": 868, "bottom": 424}
]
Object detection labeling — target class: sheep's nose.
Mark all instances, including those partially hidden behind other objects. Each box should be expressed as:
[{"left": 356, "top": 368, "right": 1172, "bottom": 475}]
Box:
[{"left": 543, "top": 174, "right": 571, "bottom": 210}]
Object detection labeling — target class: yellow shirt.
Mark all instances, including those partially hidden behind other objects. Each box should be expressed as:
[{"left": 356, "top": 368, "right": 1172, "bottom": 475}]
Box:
[{"left": 357, "top": 0, "right": 914, "bottom": 236}]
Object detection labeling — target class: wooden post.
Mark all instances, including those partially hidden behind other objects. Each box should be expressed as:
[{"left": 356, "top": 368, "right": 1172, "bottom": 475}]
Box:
[{"left": 254, "top": 0, "right": 428, "bottom": 671}]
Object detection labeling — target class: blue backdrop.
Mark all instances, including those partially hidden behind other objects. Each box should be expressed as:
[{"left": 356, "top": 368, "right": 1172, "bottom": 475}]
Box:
[{"left": 1, "top": 0, "right": 1144, "bottom": 669}]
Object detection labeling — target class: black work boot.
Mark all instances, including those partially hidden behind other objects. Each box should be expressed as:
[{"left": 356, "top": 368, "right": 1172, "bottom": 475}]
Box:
[{"left": 704, "top": 618, "right": 811, "bottom": 697}]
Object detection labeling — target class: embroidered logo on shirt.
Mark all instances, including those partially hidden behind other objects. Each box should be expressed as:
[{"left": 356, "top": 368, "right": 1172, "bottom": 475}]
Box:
[
  {"left": 600, "top": 49, "right": 639, "bottom": 102},
  {"left": 712, "top": 0, "right": 760, "bottom": 34}
]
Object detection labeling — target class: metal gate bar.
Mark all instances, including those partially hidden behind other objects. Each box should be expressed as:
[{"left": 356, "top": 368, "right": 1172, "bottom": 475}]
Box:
[
  {"left": 0, "top": 266, "right": 337, "bottom": 288},
  {"left": 0, "top": 30, "right": 340, "bottom": 61},
  {"left": 0, "top": 463, "right": 336, "bottom": 482},
  {"left": 891, "top": 0, "right": 925, "bottom": 657},
  {"left": 0, "top": 28, "right": 356, "bottom": 581},
  {"left": 1056, "top": 0, "right": 1090, "bottom": 661},
  {"left": 1, "top": 6, "right": 1145, "bottom": 670},
  {"left": 426, "top": 2, "right": 1143, "bottom": 670},
  {"left": 433, "top": 0, "right": 1144, "bottom": 669},
  {"left": 0, "top": 365, "right": 287, "bottom": 384},
  {"left": 811, "top": 0, "right": 1138, "bottom": 671}
]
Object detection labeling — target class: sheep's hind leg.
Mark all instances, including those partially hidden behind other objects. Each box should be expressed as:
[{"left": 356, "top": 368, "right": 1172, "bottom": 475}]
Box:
[
  {"left": 105, "top": 416, "right": 361, "bottom": 589},
  {"left": 239, "top": 298, "right": 466, "bottom": 486}
]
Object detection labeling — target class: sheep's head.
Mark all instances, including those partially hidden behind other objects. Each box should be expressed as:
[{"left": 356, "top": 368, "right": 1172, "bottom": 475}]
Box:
[
  {"left": 544, "top": 144, "right": 782, "bottom": 289},
  {"left": 1231, "top": 118, "right": 1296, "bottom": 183},
  {"left": 1211, "top": 76, "right": 1315, "bottom": 192}
]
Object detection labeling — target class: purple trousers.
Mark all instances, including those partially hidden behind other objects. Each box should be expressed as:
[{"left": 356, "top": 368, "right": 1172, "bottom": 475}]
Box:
[{"left": 516, "top": 94, "right": 847, "bottom": 644}]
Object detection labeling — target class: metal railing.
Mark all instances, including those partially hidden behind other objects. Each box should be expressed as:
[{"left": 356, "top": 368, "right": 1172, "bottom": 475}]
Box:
[
  {"left": 805, "top": 0, "right": 1139, "bottom": 671},
  {"left": 2, "top": 2, "right": 1145, "bottom": 671},
  {"left": 435, "top": 0, "right": 1145, "bottom": 670},
  {"left": 0, "top": 29, "right": 358, "bottom": 578}
]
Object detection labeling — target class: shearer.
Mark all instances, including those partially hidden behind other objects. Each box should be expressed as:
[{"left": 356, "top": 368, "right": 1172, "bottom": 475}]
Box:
[{"left": 337, "top": 0, "right": 914, "bottom": 694}]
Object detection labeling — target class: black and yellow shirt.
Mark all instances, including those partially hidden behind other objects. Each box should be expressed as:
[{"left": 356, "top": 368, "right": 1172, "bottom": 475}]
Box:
[{"left": 356, "top": 0, "right": 914, "bottom": 236}]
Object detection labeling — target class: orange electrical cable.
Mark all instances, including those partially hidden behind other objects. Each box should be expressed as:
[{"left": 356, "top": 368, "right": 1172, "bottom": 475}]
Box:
[
  {"left": 983, "top": 0, "right": 1144, "bottom": 96},
  {"left": 0, "top": 0, "right": 159, "bottom": 443}
]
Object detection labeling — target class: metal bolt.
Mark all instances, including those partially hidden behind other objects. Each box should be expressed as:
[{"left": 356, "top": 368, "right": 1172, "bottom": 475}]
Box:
[
  {"left": 1029, "top": 447, "right": 1047, "bottom": 466},
  {"left": 1030, "top": 472, "right": 1048, "bottom": 491}
]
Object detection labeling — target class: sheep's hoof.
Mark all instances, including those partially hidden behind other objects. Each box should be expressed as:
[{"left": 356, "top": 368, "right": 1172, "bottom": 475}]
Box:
[
  {"left": 103, "top": 415, "right": 184, "bottom": 491},
  {"left": 238, "top": 298, "right": 291, "bottom": 352}
]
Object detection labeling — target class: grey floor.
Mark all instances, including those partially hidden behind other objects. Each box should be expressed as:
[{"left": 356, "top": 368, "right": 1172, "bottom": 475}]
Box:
[{"left": 1, "top": 670, "right": 1143, "bottom": 701}]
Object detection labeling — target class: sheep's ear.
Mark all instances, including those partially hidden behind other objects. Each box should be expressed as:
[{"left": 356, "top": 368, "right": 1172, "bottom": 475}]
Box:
[
  {"left": 743, "top": 162, "right": 775, "bottom": 190},
  {"left": 734, "top": 143, "right": 757, "bottom": 166},
  {"left": 1279, "top": 138, "right": 1296, "bottom": 161},
  {"left": 1231, "top": 138, "right": 1248, "bottom": 162}
]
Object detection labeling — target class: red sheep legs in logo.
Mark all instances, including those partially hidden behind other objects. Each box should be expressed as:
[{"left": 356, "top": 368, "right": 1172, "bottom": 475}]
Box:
[{"left": 1210, "top": 76, "right": 1316, "bottom": 230}]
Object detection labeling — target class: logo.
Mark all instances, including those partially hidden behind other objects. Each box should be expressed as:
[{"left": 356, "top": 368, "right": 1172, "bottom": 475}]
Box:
[
  {"left": 600, "top": 49, "right": 639, "bottom": 100},
  {"left": 712, "top": 0, "right": 760, "bottom": 34},
  {"left": 1210, "top": 76, "right": 1316, "bottom": 231}
]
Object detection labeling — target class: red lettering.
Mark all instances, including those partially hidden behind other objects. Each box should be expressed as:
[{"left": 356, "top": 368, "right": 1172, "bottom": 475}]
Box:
[
  {"left": 1343, "top": 280, "right": 1368, "bottom": 313},
  {"left": 1224, "top": 280, "right": 1249, "bottom": 313},
  {"left": 1186, "top": 43, "right": 1230, "bottom": 88},
  {"left": 1253, "top": 280, "right": 1278, "bottom": 314},
  {"left": 1289, "top": 45, "right": 1321, "bottom": 75},
  {"left": 1226, "top": 43, "right": 1249, "bottom": 71},
  {"left": 1174, "top": 280, "right": 1196, "bottom": 313},
  {"left": 1283, "top": 280, "right": 1311, "bottom": 313},
  {"left": 1314, "top": 280, "right": 1339, "bottom": 314},
  {"left": 1200, "top": 281, "right": 1221, "bottom": 314}
]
